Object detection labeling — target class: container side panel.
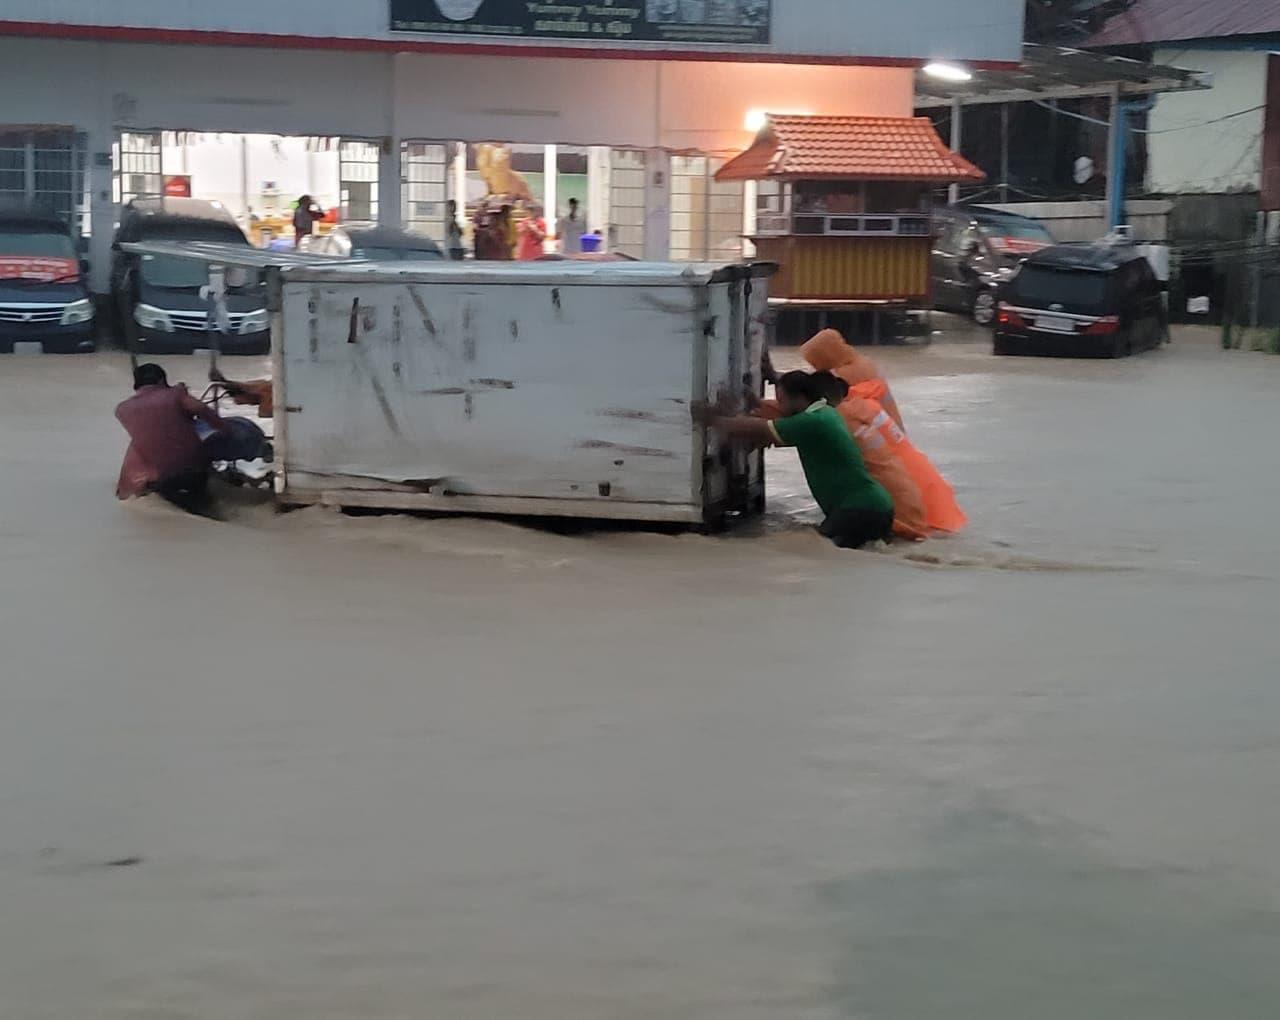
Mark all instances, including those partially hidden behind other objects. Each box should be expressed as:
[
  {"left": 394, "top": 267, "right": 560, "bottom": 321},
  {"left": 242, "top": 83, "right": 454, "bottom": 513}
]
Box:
[{"left": 279, "top": 280, "right": 702, "bottom": 507}]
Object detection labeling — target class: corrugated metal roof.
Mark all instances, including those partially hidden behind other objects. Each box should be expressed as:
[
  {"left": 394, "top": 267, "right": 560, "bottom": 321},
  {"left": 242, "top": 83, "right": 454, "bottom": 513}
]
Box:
[
  {"left": 915, "top": 43, "right": 1209, "bottom": 107},
  {"left": 1088, "top": 0, "right": 1280, "bottom": 47},
  {"left": 716, "top": 116, "right": 985, "bottom": 182}
]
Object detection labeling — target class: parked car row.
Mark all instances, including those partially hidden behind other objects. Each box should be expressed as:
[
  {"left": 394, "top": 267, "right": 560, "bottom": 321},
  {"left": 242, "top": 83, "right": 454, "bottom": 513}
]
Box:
[
  {"left": 4, "top": 198, "right": 1166, "bottom": 361},
  {"left": 933, "top": 203, "right": 1168, "bottom": 359},
  {"left": 2, "top": 199, "right": 455, "bottom": 356}
]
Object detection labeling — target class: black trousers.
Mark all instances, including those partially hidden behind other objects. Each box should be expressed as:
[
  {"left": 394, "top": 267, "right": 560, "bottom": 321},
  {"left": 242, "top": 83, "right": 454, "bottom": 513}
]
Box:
[
  {"left": 154, "top": 469, "right": 212, "bottom": 516},
  {"left": 820, "top": 506, "right": 895, "bottom": 550}
]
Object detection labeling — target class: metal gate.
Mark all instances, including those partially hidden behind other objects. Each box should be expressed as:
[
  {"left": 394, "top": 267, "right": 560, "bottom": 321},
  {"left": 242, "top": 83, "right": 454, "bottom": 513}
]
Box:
[
  {"left": 339, "top": 139, "right": 381, "bottom": 224},
  {"left": 607, "top": 149, "right": 647, "bottom": 258},
  {"left": 0, "top": 127, "right": 89, "bottom": 232},
  {"left": 402, "top": 140, "right": 450, "bottom": 242},
  {"left": 671, "top": 154, "right": 744, "bottom": 262},
  {"left": 114, "top": 130, "right": 163, "bottom": 207}
]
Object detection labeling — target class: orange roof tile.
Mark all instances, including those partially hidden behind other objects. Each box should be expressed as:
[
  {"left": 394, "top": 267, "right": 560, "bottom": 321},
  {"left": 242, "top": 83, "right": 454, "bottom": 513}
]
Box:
[{"left": 717, "top": 115, "right": 986, "bottom": 183}]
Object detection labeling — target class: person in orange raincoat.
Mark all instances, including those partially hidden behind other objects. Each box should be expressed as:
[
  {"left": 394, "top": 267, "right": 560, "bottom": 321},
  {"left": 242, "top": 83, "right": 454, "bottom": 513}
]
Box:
[
  {"left": 799, "top": 328, "right": 906, "bottom": 432},
  {"left": 849, "top": 377, "right": 967, "bottom": 534},
  {"left": 755, "top": 380, "right": 929, "bottom": 542}
]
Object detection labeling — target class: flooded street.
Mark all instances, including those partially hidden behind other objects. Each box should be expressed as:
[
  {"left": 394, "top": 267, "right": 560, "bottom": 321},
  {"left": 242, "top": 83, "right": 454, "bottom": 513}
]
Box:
[{"left": 2, "top": 329, "right": 1278, "bottom": 1019}]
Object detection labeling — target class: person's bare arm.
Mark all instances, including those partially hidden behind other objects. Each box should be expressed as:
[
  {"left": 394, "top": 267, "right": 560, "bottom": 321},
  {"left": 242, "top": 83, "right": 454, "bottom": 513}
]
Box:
[
  {"left": 179, "top": 385, "right": 229, "bottom": 432},
  {"left": 692, "top": 403, "right": 778, "bottom": 448}
]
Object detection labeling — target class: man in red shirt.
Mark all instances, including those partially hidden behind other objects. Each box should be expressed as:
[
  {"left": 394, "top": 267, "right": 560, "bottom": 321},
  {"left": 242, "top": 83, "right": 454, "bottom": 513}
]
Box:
[{"left": 116, "top": 363, "right": 228, "bottom": 512}]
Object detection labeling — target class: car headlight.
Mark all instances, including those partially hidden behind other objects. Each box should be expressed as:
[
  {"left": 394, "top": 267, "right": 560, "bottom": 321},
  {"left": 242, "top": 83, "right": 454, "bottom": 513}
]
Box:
[
  {"left": 239, "top": 309, "right": 269, "bottom": 335},
  {"left": 134, "top": 304, "right": 175, "bottom": 333},
  {"left": 60, "top": 298, "right": 94, "bottom": 326}
]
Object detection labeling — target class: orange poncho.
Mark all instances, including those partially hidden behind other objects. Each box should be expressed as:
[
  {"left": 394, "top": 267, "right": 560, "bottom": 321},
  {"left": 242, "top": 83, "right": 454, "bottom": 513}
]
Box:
[
  {"left": 757, "top": 394, "right": 928, "bottom": 541},
  {"left": 800, "top": 329, "right": 906, "bottom": 432},
  {"left": 850, "top": 379, "right": 967, "bottom": 534}
]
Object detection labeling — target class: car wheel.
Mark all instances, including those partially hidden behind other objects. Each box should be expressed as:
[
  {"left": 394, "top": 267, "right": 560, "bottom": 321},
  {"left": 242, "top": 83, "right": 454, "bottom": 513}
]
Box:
[{"left": 973, "top": 290, "right": 997, "bottom": 327}]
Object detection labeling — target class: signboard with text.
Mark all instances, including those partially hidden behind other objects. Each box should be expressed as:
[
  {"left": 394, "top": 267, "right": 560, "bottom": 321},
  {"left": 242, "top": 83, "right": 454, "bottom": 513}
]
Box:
[{"left": 390, "top": 0, "right": 771, "bottom": 46}]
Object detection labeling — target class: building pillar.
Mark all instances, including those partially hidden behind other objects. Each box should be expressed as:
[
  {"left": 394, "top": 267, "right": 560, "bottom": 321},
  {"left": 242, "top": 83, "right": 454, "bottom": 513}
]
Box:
[
  {"left": 380, "top": 53, "right": 403, "bottom": 230},
  {"left": 999, "top": 103, "right": 1010, "bottom": 203},
  {"left": 86, "top": 125, "right": 115, "bottom": 296},
  {"left": 948, "top": 97, "right": 964, "bottom": 206},
  {"left": 543, "top": 143, "right": 558, "bottom": 252},
  {"left": 643, "top": 148, "right": 670, "bottom": 262},
  {"left": 587, "top": 146, "right": 609, "bottom": 240},
  {"left": 1105, "top": 85, "right": 1125, "bottom": 231}
]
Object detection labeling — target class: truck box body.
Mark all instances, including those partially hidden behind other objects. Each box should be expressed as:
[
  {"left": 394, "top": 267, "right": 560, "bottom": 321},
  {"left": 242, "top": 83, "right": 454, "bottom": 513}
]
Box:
[{"left": 122, "top": 247, "right": 772, "bottom": 524}]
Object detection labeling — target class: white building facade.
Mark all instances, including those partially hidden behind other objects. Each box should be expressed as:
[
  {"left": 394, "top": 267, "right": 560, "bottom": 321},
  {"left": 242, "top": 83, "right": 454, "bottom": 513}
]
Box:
[{"left": 0, "top": 0, "right": 1023, "bottom": 292}]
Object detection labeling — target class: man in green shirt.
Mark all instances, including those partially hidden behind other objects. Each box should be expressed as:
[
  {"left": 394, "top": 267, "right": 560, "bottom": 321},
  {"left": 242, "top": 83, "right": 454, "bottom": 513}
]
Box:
[{"left": 696, "top": 370, "right": 895, "bottom": 549}]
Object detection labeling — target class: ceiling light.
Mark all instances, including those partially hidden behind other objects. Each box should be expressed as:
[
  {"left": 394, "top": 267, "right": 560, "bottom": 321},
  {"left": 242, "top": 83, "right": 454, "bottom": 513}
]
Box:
[{"left": 923, "top": 62, "right": 973, "bottom": 83}]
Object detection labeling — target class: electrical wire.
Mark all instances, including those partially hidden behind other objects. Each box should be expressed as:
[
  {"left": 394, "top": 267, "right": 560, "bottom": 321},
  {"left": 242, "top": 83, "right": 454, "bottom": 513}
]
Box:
[{"left": 1031, "top": 99, "right": 1266, "bottom": 135}]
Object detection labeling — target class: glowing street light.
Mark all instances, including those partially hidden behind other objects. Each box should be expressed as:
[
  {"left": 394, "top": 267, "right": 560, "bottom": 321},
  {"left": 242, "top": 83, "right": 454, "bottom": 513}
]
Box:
[{"left": 923, "top": 62, "right": 973, "bottom": 83}]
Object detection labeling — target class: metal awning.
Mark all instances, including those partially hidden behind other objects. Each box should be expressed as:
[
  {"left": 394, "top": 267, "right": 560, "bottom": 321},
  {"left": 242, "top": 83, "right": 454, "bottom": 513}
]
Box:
[{"left": 915, "top": 43, "right": 1210, "bottom": 108}]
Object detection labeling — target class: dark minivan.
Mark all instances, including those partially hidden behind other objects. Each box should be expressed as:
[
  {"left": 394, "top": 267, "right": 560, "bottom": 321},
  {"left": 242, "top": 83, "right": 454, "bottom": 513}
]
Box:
[
  {"left": 111, "top": 198, "right": 268, "bottom": 355},
  {"left": 0, "top": 205, "right": 95, "bottom": 354},
  {"left": 932, "top": 205, "right": 1055, "bottom": 325},
  {"left": 993, "top": 242, "right": 1168, "bottom": 358}
]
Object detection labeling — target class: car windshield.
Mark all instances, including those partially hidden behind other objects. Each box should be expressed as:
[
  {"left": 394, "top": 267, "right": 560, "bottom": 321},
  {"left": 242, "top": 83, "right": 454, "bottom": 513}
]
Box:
[
  {"left": 1013, "top": 266, "right": 1110, "bottom": 307},
  {"left": 0, "top": 229, "right": 76, "bottom": 258},
  {"left": 354, "top": 246, "right": 444, "bottom": 262},
  {"left": 140, "top": 254, "right": 261, "bottom": 290}
]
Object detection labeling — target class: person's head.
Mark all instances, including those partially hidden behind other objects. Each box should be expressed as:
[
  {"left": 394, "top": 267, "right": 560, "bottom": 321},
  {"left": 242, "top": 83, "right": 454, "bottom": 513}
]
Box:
[
  {"left": 809, "top": 371, "right": 849, "bottom": 407},
  {"left": 774, "top": 370, "right": 825, "bottom": 416},
  {"left": 800, "top": 328, "right": 856, "bottom": 372},
  {"left": 133, "top": 363, "right": 168, "bottom": 390},
  {"left": 568, "top": 197, "right": 579, "bottom": 217},
  {"left": 298, "top": 194, "right": 313, "bottom": 207},
  {"left": 499, "top": 204, "right": 513, "bottom": 221},
  {"left": 446, "top": 199, "right": 457, "bottom": 216}
]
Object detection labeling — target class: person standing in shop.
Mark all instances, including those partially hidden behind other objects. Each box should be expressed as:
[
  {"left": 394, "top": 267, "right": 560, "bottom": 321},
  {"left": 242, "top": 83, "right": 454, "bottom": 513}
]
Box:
[{"left": 558, "top": 197, "right": 587, "bottom": 255}]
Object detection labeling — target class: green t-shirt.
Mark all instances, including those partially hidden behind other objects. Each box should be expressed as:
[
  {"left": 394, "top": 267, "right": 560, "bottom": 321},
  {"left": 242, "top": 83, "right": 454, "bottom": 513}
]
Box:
[{"left": 772, "top": 401, "right": 894, "bottom": 517}]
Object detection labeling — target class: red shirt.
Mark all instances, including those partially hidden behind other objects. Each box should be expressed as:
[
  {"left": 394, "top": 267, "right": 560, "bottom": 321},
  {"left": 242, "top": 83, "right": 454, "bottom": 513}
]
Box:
[
  {"left": 517, "top": 217, "right": 546, "bottom": 261},
  {"left": 115, "top": 384, "right": 225, "bottom": 498}
]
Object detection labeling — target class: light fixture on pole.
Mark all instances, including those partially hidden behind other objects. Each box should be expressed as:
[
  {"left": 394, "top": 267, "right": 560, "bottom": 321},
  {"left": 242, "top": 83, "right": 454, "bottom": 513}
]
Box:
[{"left": 923, "top": 62, "right": 973, "bottom": 83}]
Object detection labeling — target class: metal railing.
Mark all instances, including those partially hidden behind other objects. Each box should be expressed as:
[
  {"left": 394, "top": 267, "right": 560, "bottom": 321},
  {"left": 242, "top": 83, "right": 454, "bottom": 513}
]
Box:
[{"left": 756, "top": 212, "right": 931, "bottom": 238}]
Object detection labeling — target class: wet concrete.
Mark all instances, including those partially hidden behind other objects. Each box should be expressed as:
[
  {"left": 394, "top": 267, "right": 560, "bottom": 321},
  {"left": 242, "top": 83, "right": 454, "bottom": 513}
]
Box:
[{"left": 1, "top": 329, "right": 1278, "bottom": 1018}]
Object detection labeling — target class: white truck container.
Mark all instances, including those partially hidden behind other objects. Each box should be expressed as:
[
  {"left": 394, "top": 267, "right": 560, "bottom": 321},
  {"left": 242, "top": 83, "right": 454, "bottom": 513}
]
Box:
[{"left": 124, "top": 246, "right": 774, "bottom": 525}]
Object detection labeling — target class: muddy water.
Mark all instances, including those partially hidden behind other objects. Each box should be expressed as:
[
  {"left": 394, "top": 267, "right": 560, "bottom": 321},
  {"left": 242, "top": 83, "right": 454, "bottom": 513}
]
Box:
[{"left": 1, "top": 332, "right": 1278, "bottom": 1019}]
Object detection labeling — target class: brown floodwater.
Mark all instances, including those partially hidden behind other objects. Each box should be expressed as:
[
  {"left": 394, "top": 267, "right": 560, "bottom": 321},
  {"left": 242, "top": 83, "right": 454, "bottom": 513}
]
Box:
[{"left": 1, "top": 329, "right": 1278, "bottom": 1019}]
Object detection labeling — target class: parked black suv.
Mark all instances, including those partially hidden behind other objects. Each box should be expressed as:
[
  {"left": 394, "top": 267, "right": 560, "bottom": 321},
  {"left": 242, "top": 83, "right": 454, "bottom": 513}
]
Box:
[
  {"left": 993, "top": 242, "right": 1168, "bottom": 358},
  {"left": 932, "top": 205, "right": 1054, "bottom": 325},
  {"left": 111, "top": 198, "right": 268, "bottom": 355},
  {"left": 0, "top": 205, "right": 95, "bottom": 354}
]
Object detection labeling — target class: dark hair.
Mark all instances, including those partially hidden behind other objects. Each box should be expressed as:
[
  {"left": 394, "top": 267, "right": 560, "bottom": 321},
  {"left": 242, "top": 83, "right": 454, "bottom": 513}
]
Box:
[
  {"left": 569, "top": 197, "right": 579, "bottom": 206},
  {"left": 133, "top": 363, "right": 168, "bottom": 389},
  {"left": 775, "top": 370, "right": 824, "bottom": 404},
  {"left": 810, "top": 371, "right": 849, "bottom": 406}
]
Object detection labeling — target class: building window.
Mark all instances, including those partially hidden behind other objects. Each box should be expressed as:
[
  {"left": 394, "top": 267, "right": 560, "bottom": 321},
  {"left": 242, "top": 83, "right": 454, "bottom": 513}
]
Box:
[
  {"left": 1, "top": 127, "right": 88, "bottom": 234},
  {"left": 670, "top": 154, "right": 744, "bottom": 262}
]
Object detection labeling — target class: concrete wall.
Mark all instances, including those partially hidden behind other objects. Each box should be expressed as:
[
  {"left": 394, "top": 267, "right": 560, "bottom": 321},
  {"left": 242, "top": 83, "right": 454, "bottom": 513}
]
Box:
[
  {"left": 989, "top": 200, "right": 1173, "bottom": 243},
  {"left": 1148, "top": 47, "right": 1269, "bottom": 195},
  {"left": 3, "top": 0, "right": 1024, "bottom": 63}
]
